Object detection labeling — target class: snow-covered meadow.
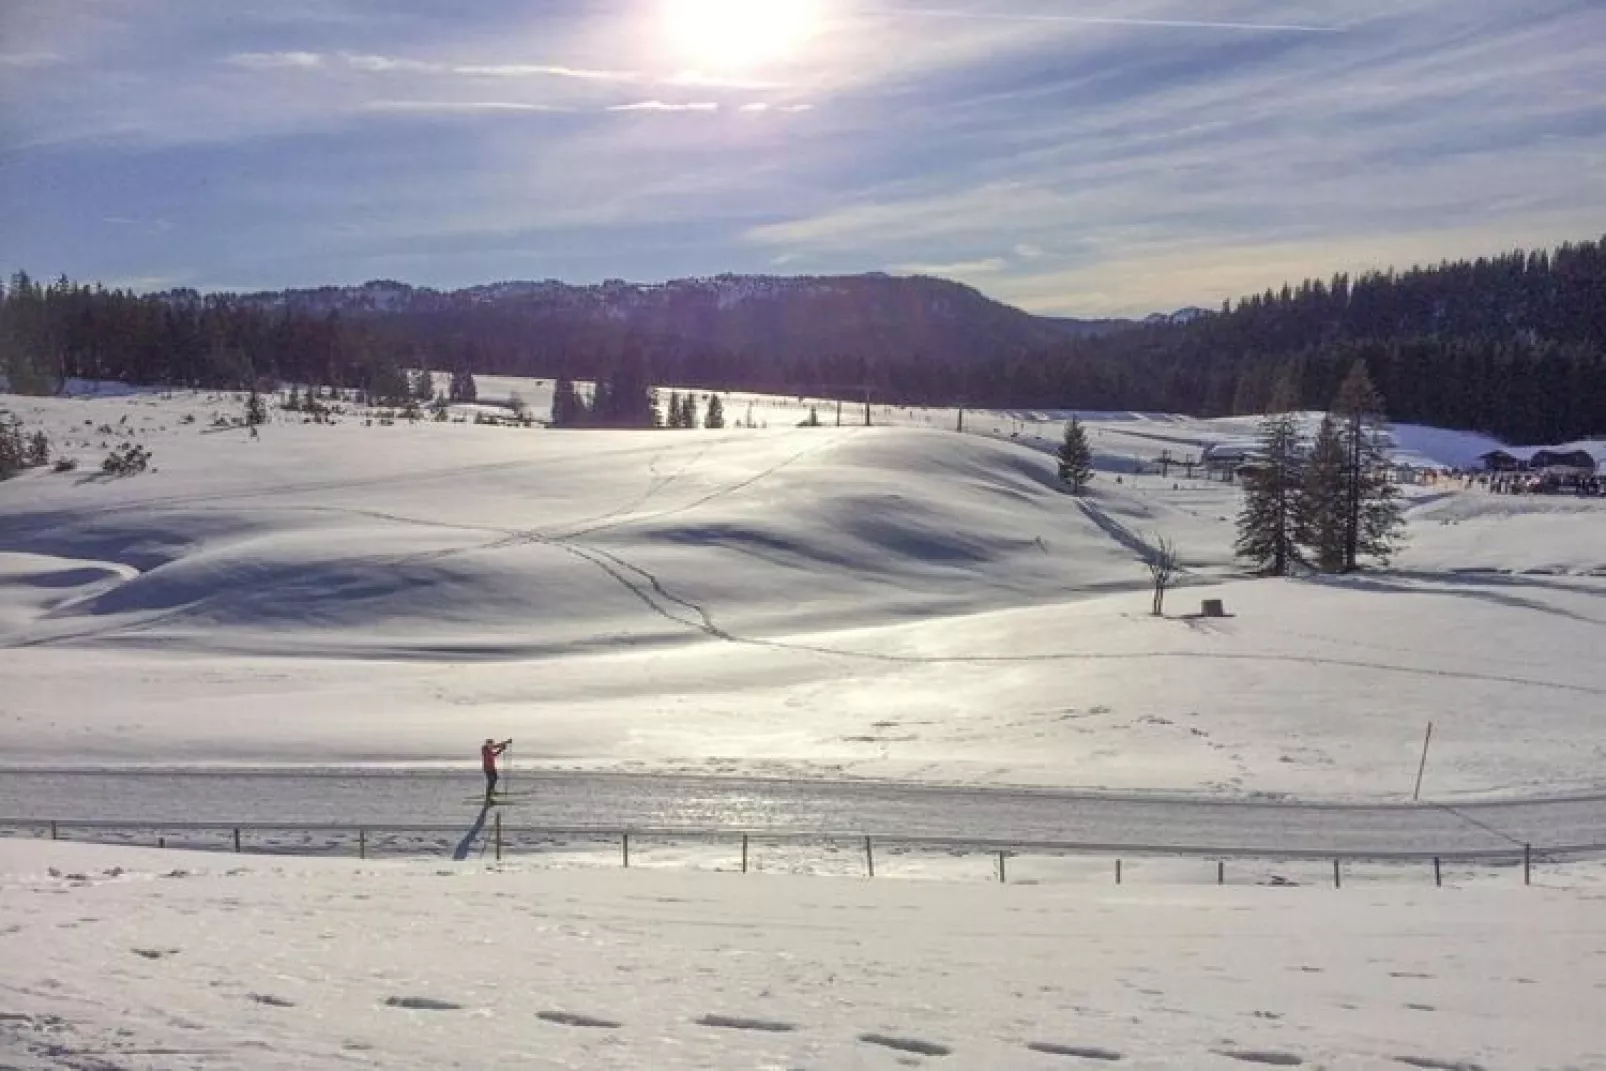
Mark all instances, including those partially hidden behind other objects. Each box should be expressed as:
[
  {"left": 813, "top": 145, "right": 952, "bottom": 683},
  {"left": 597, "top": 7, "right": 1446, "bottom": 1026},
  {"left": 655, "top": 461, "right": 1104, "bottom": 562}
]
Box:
[
  {"left": 1, "top": 379, "right": 1603, "bottom": 797},
  {"left": 4, "top": 380, "right": 1605, "bottom": 1069},
  {"left": 3, "top": 839, "right": 1603, "bottom": 1070}
]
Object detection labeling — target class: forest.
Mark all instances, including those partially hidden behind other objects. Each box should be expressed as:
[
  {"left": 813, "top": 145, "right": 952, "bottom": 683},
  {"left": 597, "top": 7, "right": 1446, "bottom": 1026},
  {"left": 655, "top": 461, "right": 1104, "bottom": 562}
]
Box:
[{"left": 2, "top": 235, "right": 1602, "bottom": 444}]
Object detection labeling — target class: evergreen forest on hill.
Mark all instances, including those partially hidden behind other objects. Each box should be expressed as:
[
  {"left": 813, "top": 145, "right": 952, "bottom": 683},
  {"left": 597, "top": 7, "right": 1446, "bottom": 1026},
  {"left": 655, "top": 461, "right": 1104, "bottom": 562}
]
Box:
[{"left": 2, "top": 236, "right": 1602, "bottom": 445}]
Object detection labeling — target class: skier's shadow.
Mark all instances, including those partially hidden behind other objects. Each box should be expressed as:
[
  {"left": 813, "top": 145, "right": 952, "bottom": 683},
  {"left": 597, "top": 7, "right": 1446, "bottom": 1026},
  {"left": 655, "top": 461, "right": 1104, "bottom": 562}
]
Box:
[{"left": 452, "top": 799, "right": 493, "bottom": 861}]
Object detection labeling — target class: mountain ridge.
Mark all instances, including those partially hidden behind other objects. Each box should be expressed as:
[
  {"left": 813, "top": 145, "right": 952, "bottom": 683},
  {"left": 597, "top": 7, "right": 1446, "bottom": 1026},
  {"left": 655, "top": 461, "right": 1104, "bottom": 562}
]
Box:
[{"left": 187, "top": 273, "right": 1178, "bottom": 365}]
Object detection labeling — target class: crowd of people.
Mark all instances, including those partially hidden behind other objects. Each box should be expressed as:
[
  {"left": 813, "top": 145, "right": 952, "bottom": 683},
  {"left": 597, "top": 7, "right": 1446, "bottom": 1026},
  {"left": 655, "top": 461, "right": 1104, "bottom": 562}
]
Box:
[{"left": 1407, "top": 467, "right": 1604, "bottom": 497}]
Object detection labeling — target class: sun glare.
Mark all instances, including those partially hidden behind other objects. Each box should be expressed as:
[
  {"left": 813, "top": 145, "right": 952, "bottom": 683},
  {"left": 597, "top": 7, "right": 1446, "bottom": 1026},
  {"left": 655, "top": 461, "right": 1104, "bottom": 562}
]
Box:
[{"left": 662, "top": 0, "right": 818, "bottom": 70}]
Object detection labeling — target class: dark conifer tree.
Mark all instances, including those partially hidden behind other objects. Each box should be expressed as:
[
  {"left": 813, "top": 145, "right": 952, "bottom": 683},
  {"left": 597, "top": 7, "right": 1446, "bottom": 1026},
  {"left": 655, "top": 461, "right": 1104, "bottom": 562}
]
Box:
[
  {"left": 1057, "top": 417, "right": 1094, "bottom": 494},
  {"left": 1327, "top": 360, "right": 1404, "bottom": 571},
  {"left": 1235, "top": 380, "right": 1307, "bottom": 576},
  {"left": 244, "top": 387, "right": 267, "bottom": 428},
  {"left": 705, "top": 394, "right": 725, "bottom": 429},
  {"left": 1301, "top": 414, "right": 1348, "bottom": 572}
]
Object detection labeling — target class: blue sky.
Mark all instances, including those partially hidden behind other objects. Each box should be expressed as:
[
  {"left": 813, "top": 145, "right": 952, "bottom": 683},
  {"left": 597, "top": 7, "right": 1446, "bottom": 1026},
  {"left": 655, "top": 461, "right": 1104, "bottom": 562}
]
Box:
[{"left": 3, "top": 0, "right": 1604, "bottom": 316}]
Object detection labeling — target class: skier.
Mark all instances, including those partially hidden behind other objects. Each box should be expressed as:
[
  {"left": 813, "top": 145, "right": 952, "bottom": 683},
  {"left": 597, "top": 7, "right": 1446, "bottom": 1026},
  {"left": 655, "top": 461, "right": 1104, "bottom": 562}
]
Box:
[{"left": 481, "top": 738, "right": 512, "bottom": 800}]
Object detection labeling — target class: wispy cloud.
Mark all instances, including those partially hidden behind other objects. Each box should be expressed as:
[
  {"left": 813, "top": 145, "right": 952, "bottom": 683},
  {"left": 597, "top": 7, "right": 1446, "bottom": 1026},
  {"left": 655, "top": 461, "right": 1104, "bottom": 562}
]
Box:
[
  {"left": 0, "top": 52, "right": 62, "bottom": 68},
  {"left": 227, "top": 51, "right": 324, "bottom": 69},
  {"left": 361, "top": 100, "right": 569, "bottom": 114},
  {"left": 102, "top": 216, "right": 175, "bottom": 234},
  {"left": 608, "top": 101, "right": 720, "bottom": 113},
  {"left": 5, "top": 0, "right": 1604, "bottom": 315},
  {"left": 451, "top": 63, "right": 637, "bottom": 82},
  {"left": 282, "top": 52, "right": 642, "bottom": 80},
  {"left": 738, "top": 102, "right": 815, "bottom": 113},
  {"left": 340, "top": 53, "right": 437, "bottom": 73},
  {"left": 875, "top": 7, "right": 1346, "bottom": 34},
  {"left": 895, "top": 256, "right": 1009, "bottom": 275}
]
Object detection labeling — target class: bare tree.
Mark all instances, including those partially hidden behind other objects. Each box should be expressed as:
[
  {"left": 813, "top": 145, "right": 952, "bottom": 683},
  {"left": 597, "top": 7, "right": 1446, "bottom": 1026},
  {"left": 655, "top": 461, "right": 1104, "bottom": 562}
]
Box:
[{"left": 1146, "top": 535, "right": 1178, "bottom": 617}]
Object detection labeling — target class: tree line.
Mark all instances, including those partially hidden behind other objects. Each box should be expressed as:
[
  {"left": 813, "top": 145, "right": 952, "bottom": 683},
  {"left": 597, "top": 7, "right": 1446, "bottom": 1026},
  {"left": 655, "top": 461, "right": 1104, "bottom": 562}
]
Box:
[
  {"left": 4, "top": 235, "right": 1603, "bottom": 442},
  {"left": 1236, "top": 361, "right": 1403, "bottom": 575}
]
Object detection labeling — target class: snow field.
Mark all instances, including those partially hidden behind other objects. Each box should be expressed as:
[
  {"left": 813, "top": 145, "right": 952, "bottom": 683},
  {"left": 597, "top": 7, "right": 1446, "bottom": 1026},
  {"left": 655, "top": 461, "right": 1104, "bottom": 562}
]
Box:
[
  {"left": 0, "top": 382, "right": 1603, "bottom": 795},
  {"left": 3, "top": 840, "right": 1602, "bottom": 1070}
]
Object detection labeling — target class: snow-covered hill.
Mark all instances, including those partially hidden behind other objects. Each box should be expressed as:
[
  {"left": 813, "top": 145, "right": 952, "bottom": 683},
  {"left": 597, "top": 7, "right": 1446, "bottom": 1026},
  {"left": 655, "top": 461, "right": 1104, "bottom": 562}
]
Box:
[{"left": 1, "top": 383, "right": 1602, "bottom": 796}]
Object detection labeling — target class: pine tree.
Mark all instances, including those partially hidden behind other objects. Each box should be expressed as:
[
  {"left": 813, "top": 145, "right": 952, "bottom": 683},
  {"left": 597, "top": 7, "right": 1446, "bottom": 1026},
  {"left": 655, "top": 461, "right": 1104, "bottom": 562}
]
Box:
[
  {"left": 412, "top": 368, "right": 435, "bottom": 401},
  {"left": 449, "top": 366, "right": 478, "bottom": 404},
  {"left": 1328, "top": 360, "right": 1404, "bottom": 571},
  {"left": 666, "top": 391, "right": 684, "bottom": 428},
  {"left": 244, "top": 387, "right": 267, "bottom": 429},
  {"left": 26, "top": 430, "right": 50, "bottom": 467},
  {"left": 603, "top": 347, "right": 654, "bottom": 428},
  {"left": 550, "top": 376, "right": 580, "bottom": 427},
  {"left": 705, "top": 395, "right": 725, "bottom": 429},
  {"left": 1301, "top": 414, "right": 1347, "bottom": 572},
  {"left": 1234, "top": 392, "right": 1307, "bottom": 576},
  {"left": 0, "top": 414, "right": 23, "bottom": 480},
  {"left": 1057, "top": 417, "right": 1094, "bottom": 494},
  {"left": 681, "top": 393, "right": 698, "bottom": 430}
]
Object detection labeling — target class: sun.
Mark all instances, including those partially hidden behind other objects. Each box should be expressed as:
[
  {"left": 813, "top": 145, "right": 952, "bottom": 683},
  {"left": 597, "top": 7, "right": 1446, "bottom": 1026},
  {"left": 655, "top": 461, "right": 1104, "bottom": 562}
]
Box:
[{"left": 662, "top": 0, "right": 819, "bottom": 70}]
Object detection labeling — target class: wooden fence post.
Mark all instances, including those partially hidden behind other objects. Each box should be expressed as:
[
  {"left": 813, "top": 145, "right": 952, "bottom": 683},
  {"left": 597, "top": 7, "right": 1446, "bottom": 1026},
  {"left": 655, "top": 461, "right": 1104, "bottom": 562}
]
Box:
[
  {"left": 741, "top": 835, "right": 749, "bottom": 874},
  {"left": 233, "top": 828, "right": 242, "bottom": 854},
  {"left": 158, "top": 836, "right": 166, "bottom": 849},
  {"left": 997, "top": 851, "right": 1007, "bottom": 884},
  {"left": 1332, "top": 859, "right": 1341, "bottom": 889},
  {"left": 864, "top": 836, "right": 875, "bottom": 878},
  {"left": 1524, "top": 844, "right": 1531, "bottom": 886},
  {"left": 622, "top": 832, "right": 630, "bottom": 869},
  {"left": 1115, "top": 859, "right": 1122, "bottom": 885},
  {"left": 358, "top": 829, "right": 367, "bottom": 860},
  {"left": 1217, "top": 860, "right": 1225, "bottom": 886},
  {"left": 1433, "top": 857, "right": 1441, "bottom": 887},
  {"left": 494, "top": 812, "right": 502, "bottom": 862},
  {"left": 50, "top": 821, "right": 58, "bottom": 841}
]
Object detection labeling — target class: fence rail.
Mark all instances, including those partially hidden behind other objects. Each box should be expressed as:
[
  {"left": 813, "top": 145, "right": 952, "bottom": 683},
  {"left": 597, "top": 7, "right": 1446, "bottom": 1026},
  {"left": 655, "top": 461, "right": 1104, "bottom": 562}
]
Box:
[{"left": 7, "top": 817, "right": 1605, "bottom": 886}]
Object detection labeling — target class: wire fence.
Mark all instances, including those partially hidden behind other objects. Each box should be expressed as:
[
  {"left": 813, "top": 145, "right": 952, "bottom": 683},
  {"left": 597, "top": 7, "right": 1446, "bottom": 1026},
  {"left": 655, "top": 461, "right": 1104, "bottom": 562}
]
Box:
[{"left": 7, "top": 817, "right": 1603, "bottom": 887}]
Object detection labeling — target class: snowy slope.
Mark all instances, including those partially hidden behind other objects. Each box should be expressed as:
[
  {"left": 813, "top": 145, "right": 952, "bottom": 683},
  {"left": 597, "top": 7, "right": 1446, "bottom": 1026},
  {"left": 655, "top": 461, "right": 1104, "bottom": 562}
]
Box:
[
  {"left": 2, "top": 840, "right": 1602, "bottom": 1070},
  {"left": 1, "top": 384, "right": 1603, "bottom": 797}
]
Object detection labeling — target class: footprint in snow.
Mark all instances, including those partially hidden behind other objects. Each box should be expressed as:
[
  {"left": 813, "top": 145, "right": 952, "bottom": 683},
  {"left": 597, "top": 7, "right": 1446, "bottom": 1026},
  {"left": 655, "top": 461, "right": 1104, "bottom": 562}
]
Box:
[
  {"left": 383, "top": 996, "right": 463, "bottom": 1011},
  {"left": 537, "top": 1011, "right": 620, "bottom": 1029},
  {"left": 860, "top": 1033, "right": 952, "bottom": 1057},
  {"left": 1395, "top": 1060, "right": 1487, "bottom": 1071},
  {"left": 696, "top": 1014, "right": 796, "bottom": 1033},
  {"left": 248, "top": 994, "right": 296, "bottom": 1008},
  {"left": 1026, "top": 1041, "right": 1124, "bottom": 1061},
  {"left": 1216, "top": 1052, "right": 1304, "bottom": 1067},
  {"left": 131, "top": 948, "right": 179, "bottom": 960}
]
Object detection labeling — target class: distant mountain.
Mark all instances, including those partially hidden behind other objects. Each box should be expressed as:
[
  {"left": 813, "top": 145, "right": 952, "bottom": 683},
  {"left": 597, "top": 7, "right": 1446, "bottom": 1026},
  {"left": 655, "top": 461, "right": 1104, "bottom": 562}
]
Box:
[
  {"left": 1144, "top": 306, "right": 1212, "bottom": 326},
  {"left": 223, "top": 273, "right": 1145, "bottom": 368}
]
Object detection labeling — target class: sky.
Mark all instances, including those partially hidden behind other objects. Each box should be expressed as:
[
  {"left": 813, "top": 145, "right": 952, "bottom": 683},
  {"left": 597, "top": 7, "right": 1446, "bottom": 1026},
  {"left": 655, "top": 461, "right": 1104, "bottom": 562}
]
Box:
[{"left": 2, "top": 1, "right": 1604, "bottom": 317}]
